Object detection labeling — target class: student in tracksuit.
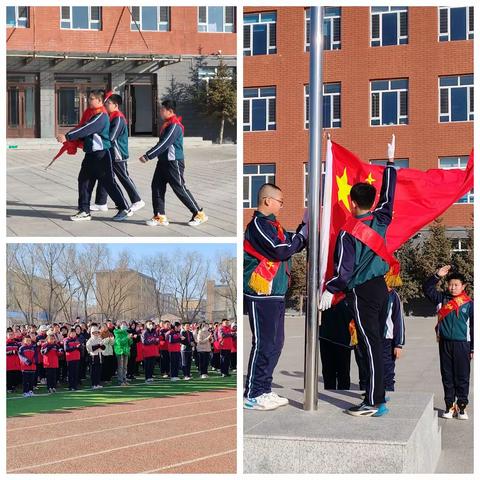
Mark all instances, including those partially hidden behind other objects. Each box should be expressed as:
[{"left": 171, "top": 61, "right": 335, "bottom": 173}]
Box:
[
  {"left": 159, "top": 322, "right": 170, "bottom": 378},
  {"left": 180, "top": 323, "right": 195, "bottom": 380},
  {"left": 141, "top": 321, "right": 159, "bottom": 383},
  {"left": 219, "top": 319, "right": 234, "bottom": 377},
  {"left": 92, "top": 93, "right": 145, "bottom": 213},
  {"left": 167, "top": 322, "right": 183, "bottom": 380},
  {"left": 41, "top": 335, "right": 61, "bottom": 393},
  {"left": 139, "top": 99, "right": 207, "bottom": 227},
  {"left": 319, "top": 138, "right": 397, "bottom": 417},
  {"left": 243, "top": 183, "right": 308, "bottom": 411},
  {"left": 7, "top": 332, "right": 22, "bottom": 393},
  {"left": 18, "top": 337, "right": 37, "bottom": 397},
  {"left": 64, "top": 329, "right": 82, "bottom": 391},
  {"left": 383, "top": 288, "right": 405, "bottom": 392},
  {"left": 56, "top": 90, "right": 131, "bottom": 222},
  {"left": 423, "top": 265, "right": 473, "bottom": 420}
]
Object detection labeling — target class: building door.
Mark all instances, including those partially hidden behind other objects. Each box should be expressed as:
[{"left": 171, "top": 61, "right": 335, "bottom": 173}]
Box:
[
  {"left": 55, "top": 82, "right": 108, "bottom": 135},
  {"left": 7, "top": 82, "right": 38, "bottom": 138},
  {"left": 125, "top": 75, "right": 157, "bottom": 136}
]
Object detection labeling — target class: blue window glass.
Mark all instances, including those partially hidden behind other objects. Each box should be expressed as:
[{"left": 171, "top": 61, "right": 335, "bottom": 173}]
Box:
[
  {"left": 208, "top": 6, "right": 223, "bottom": 32},
  {"left": 451, "top": 88, "right": 468, "bottom": 121},
  {"left": 244, "top": 14, "right": 259, "bottom": 24},
  {"left": 323, "top": 96, "right": 331, "bottom": 128},
  {"left": 260, "top": 87, "right": 275, "bottom": 96},
  {"left": 261, "top": 12, "right": 276, "bottom": 22},
  {"left": 259, "top": 164, "right": 275, "bottom": 174},
  {"left": 372, "top": 80, "right": 389, "bottom": 91},
  {"left": 253, "top": 24, "right": 267, "bottom": 55},
  {"left": 243, "top": 165, "right": 258, "bottom": 174},
  {"left": 450, "top": 7, "right": 467, "bottom": 41},
  {"left": 382, "top": 13, "right": 398, "bottom": 46},
  {"left": 251, "top": 176, "right": 266, "bottom": 208},
  {"left": 244, "top": 89, "right": 258, "bottom": 98},
  {"left": 142, "top": 7, "right": 157, "bottom": 31},
  {"left": 7, "top": 7, "right": 16, "bottom": 26},
  {"left": 72, "top": 7, "right": 89, "bottom": 29},
  {"left": 382, "top": 92, "right": 398, "bottom": 125},
  {"left": 252, "top": 99, "right": 267, "bottom": 131}
]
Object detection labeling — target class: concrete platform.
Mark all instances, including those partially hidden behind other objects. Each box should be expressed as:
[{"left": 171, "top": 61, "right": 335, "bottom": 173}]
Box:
[{"left": 244, "top": 390, "right": 441, "bottom": 473}]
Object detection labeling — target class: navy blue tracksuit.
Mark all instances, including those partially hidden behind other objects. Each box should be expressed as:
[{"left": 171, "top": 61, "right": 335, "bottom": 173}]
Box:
[
  {"left": 325, "top": 162, "right": 397, "bottom": 406},
  {"left": 383, "top": 289, "right": 405, "bottom": 391}
]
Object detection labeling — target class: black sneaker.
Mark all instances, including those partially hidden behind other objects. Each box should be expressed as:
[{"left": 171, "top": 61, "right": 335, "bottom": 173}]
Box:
[
  {"left": 347, "top": 402, "right": 380, "bottom": 417},
  {"left": 112, "top": 209, "right": 132, "bottom": 221}
]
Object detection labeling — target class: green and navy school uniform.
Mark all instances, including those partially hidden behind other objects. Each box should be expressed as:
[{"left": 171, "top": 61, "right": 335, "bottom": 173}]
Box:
[
  {"left": 65, "top": 112, "right": 111, "bottom": 152},
  {"left": 109, "top": 114, "right": 129, "bottom": 161},
  {"left": 423, "top": 274, "right": 473, "bottom": 406},
  {"left": 243, "top": 211, "right": 307, "bottom": 400},
  {"left": 325, "top": 162, "right": 397, "bottom": 294}
]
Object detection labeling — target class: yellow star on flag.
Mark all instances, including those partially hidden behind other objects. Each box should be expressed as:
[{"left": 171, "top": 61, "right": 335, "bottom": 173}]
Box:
[
  {"left": 365, "top": 172, "right": 376, "bottom": 185},
  {"left": 336, "top": 167, "right": 352, "bottom": 212}
]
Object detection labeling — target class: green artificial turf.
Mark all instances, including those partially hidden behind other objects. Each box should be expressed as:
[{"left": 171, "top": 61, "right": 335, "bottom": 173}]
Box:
[{"left": 6, "top": 368, "right": 236, "bottom": 417}]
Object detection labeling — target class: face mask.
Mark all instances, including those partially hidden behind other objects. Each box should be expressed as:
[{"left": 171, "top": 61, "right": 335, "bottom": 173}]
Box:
[{"left": 121, "top": 325, "right": 128, "bottom": 331}]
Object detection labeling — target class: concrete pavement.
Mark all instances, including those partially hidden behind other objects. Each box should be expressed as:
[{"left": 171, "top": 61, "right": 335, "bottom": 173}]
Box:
[
  {"left": 7, "top": 142, "right": 236, "bottom": 237},
  {"left": 243, "top": 313, "right": 473, "bottom": 473}
]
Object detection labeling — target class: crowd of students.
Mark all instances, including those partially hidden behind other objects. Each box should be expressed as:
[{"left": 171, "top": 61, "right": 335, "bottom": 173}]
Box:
[{"left": 7, "top": 318, "right": 236, "bottom": 397}]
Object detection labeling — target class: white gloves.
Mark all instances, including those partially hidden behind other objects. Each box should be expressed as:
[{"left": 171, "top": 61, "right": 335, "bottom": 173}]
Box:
[
  {"left": 387, "top": 134, "right": 395, "bottom": 162},
  {"left": 318, "top": 290, "right": 334, "bottom": 311}
]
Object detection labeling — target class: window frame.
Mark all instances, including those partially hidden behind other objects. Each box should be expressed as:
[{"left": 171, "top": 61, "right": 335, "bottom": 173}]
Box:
[
  {"left": 438, "top": 75, "right": 474, "bottom": 123},
  {"left": 6, "top": 6, "right": 29, "bottom": 28},
  {"left": 60, "top": 6, "right": 102, "bottom": 31},
  {"left": 438, "top": 6, "right": 474, "bottom": 42},
  {"left": 370, "top": 78, "right": 409, "bottom": 126},
  {"left": 438, "top": 156, "right": 474, "bottom": 204},
  {"left": 243, "top": 11, "right": 277, "bottom": 56},
  {"left": 370, "top": 6, "right": 408, "bottom": 47},
  {"left": 130, "top": 6, "right": 170, "bottom": 32},
  {"left": 243, "top": 164, "right": 276, "bottom": 208},
  {"left": 305, "top": 83, "right": 341, "bottom": 130},
  {"left": 198, "top": 6, "right": 235, "bottom": 33},
  {"left": 243, "top": 86, "right": 276, "bottom": 132},
  {"left": 305, "top": 7, "right": 341, "bottom": 52}
]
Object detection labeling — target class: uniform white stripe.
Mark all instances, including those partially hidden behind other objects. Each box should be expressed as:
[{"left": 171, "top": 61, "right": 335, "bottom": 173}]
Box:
[
  {"left": 253, "top": 217, "right": 290, "bottom": 248},
  {"left": 175, "top": 160, "right": 199, "bottom": 212},
  {"left": 374, "top": 165, "right": 392, "bottom": 213},
  {"left": 67, "top": 113, "right": 103, "bottom": 137},
  {"left": 247, "top": 300, "right": 260, "bottom": 398},
  {"left": 147, "top": 124, "right": 177, "bottom": 158}
]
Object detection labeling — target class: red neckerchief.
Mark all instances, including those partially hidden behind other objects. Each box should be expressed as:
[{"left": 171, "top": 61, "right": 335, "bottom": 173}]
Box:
[
  {"left": 109, "top": 110, "right": 126, "bottom": 122},
  {"left": 160, "top": 114, "right": 184, "bottom": 135},
  {"left": 438, "top": 292, "right": 472, "bottom": 322}
]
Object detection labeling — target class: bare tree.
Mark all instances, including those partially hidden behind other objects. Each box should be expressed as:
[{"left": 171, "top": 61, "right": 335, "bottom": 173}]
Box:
[
  {"left": 169, "top": 251, "right": 208, "bottom": 322},
  {"left": 215, "top": 253, "right": 237, "bottom": 319}
]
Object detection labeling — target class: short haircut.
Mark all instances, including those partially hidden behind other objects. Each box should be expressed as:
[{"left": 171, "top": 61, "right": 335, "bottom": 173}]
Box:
[
  {"left": 70, "top": 328, "right": 77, "bottom": 333},
  {"left": 174, "top": 322, "right": 181, "bottom": 328},
  {"left": 89, "top": 89, "right": 105, "bottom": 101},
  {"left": 446, "top": 271, "right": 466, "bottom": 284},
  {"left": 257, "top": 183, "right": 282, "bottom": 206},
  {"left": 107, "top": 93, "right": 122, "bottom": 107},
  {"left": 161, "top": 99, "right": 177, "bottom": 113},
  {"left": 350, "top": 182, "right": 377, "bottom": 210}
]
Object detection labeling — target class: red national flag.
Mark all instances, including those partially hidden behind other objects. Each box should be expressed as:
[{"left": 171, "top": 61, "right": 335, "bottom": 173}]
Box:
[{"left": 319, "top": 140, "right": 473, "bottom": 291}]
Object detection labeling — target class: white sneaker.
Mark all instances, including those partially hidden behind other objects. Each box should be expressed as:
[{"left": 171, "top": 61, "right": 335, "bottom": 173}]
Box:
[
  {"left": 171, "top": 377, "right": 180, "bottom": 382},
  {"left": 266, "top": 392, "right": 289, "bottom": 407},
  {"left": 188, "top": 210, "right": 208, "bottom": 226},
  {"left": 441, "top": 404, "right": 457, "bottom": 419},
  {"left": 146, "top": 214, "right": 169, "bottom": 226},
  {"left": 23, "top": 392, "right": 29, "bottom": 398},
  {"left": 131, "top": 200, "right": 145, "bottom": 212},
  {"left": 90, "top": 204, "right": 108, "bottom": 211},
  {"left": 184, "top": 376, "right": 191, "bottom": 381},
  {"left": 201, "top": 374, "right": 208, "bottom": 379},
  {"left": 70, "top": 211, "right": 91, "bottom": 221},
  {"left": 243, "top": 393, "right": 280, "bottom": 411},
  {"left": 162, "top": 374, "right": 169, "bottom": 378}
]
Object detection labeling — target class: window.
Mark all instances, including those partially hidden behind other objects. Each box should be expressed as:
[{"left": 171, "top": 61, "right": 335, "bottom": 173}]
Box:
[
  {"left": 439, "top": 75, "right": 474, "bottom": 122},
  {"left": 60, "top": 6, "right": 101, "bottom": 30},
  {"left": 371, "top": 79, "right": 408, "bottom": 126},
  {"left": 198, "top": 66, "right": 235, "bottom": 87},
  {"left": 451, "top": 238, "right": 469, "bottom": 252},
  {"left": 370, "top": 159, "right": 409, "bottom": 169},
  {"left": 243, "top": 164, "right": 276, "bottom": 208},
  {"left": 198, "top": 6, "right": 235, "bottom": 33},
  {"left": 305, "top": 7, "right": 341, "bottom": 51},
  {"left": 304, "top": 162, "right": 326, "bottom": 207},
  {"left": 244, "top": 87, "right": 276, "bottom": 132},
  {"left": 439, "top": 156, "right": 473, "bottom": 204},
  {"left": 371, "top": 6, "right": 408, "bottom": 46},
  {"left": 305, "top": 83, "right": 341, "bottom": 129},
  {"left": 130, "top": 7, "right": 170, "bottom": 31},
  {"left": 6, "top": 6, "right": 29, "bottom": 28},
  {"left": 244, "top": 11, "right": 276, "bottom": 56},
  {"left": 439, "top": 7, "right": 474, "bottom": 41}
]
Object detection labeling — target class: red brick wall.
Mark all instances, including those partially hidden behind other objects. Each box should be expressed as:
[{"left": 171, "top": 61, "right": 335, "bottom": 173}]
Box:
[
  {"left": 244, "top": 6, "right": 473, "bottom": 231},
  {"left": 6, "top": 7, "right": 236, "bottom": 56}
]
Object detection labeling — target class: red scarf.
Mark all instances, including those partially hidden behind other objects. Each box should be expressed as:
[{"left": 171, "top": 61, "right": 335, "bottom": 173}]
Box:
[
  {"left": 160, "top": 114, "right": 184, "bottom": 135},
  {"left": 244, "top": 219, "right": 285, "bottom": 295},
  {"left": 437, "top": 292, "right": 472, "bottom": 322},
  {"left": 109, "top": 109, "right": 126, "bottom": 122},
  {"left": 48, "top": 106, "right": 107, "bottom": 168}
]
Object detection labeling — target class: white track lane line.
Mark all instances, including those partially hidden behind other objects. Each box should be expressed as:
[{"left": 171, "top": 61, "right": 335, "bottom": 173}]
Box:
[
  {"left": 142, "top": 449, "right": 237, "bottom": 473},
  {"left": 7, "top": 424, "right": 236, "bottom": 473},
  {"left": 7, "top": 395, "right": 235, "bottom": 432},
  {"left": 8, "top": 407, "right": 236, "bottom": 448}
]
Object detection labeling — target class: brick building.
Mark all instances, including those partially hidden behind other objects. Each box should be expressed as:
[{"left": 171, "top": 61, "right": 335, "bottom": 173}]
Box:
[
  {"left": 243, "top": 6, "right": 473, "bottom": 246},
  {"left": 7, "top": 6, "right": 236, "bottom": 141}
]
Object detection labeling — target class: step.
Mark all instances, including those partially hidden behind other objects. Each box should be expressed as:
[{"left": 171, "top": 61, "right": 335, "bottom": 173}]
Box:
[{"left": 244, "top": 391, "right": 442, "bottom": 473}]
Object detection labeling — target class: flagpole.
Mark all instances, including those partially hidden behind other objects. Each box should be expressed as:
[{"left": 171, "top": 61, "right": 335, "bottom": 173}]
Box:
[{"left": 304, "top": 6, "right": 324, "bottom": 411}]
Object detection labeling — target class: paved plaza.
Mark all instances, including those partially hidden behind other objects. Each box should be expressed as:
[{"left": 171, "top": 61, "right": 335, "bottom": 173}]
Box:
[
  {"left": 243, "top": 313, "right": 473, "bottom": 473},
  {"left": 7, "top": 141, "right": 236, "bottom": 237}
]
